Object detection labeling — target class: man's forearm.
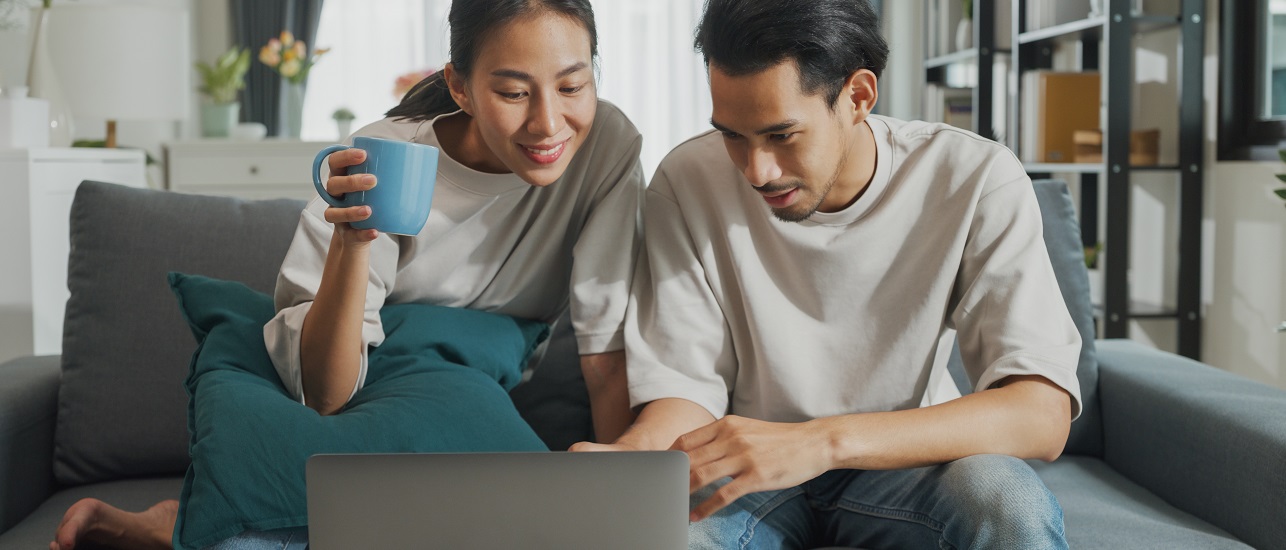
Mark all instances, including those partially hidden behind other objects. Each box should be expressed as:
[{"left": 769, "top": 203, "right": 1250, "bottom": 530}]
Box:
[
  {"left": 817, "top": 375, "right": 1073, "bottom": 471},
  {"left": 615, "top": 398, "right": 717, "bottom": 450}
]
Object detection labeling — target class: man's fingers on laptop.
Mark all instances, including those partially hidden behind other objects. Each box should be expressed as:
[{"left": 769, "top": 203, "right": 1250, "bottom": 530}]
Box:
[
  {"left": 689, "top": 458, "right": 740, "bottom": 493},
  {"left": 569, "top": 442, "right": 607, "bottom": 452},
  {"left": 690, "top": 479, "right": 751, "bottom": 522}
]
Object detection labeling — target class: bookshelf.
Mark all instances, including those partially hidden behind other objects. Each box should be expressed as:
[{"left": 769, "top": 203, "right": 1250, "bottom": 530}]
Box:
[
  {"left": 922, "top": 0, "right": 1008, "bottom": 140},
  {"left": 920, "top": 0, "right": 1206, "bottom": 359}
]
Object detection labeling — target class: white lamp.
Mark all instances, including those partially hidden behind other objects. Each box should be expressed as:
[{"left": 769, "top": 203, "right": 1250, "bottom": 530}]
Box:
[{"left": 45, "top": 3, "right": 190, "bottom": 147}]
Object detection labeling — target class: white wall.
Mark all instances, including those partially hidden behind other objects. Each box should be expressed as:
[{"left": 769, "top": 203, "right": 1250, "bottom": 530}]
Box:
[{"left": 1197, "top": 1, "right": 1284, "bottom": 389}]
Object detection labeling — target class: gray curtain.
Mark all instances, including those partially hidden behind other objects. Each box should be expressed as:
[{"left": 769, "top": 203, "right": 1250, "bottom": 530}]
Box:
[{"left": 230, "top": 0, "right": 324, "bottom": 137}]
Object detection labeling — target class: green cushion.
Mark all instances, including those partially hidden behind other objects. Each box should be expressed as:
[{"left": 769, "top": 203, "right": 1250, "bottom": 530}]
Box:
[{"left": 167, "top": 273, "right": 550, "bottom": 550}]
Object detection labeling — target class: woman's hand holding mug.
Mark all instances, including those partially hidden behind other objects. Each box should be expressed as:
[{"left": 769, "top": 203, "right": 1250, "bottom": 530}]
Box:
[
  {"left": 322, "top": 147, "right": 381, "bottom": 245},
  {"left": 312, "top": 136, "right": 441, "bottom": 245}
]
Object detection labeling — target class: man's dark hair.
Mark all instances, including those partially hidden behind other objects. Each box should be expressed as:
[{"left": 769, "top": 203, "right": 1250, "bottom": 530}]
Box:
[{"left": 695, "top": 0, "right": 888, "bottom": 108}]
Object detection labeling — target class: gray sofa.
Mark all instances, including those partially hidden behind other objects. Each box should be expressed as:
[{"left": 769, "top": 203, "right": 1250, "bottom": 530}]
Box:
[{"left": 0, "top": 180, "right": 1282, "bottom": 549}]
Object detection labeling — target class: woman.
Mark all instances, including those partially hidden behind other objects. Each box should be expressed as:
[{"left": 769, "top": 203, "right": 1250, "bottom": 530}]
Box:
[{"left": 51, "top": 1, "right": 642, "bottom": 549}]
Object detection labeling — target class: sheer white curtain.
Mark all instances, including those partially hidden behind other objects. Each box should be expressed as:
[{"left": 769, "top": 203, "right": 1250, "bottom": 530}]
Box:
[
  {"left": 590, "top": 0, "right": 711, "bottom": 178},
  {"left": 302, "top": 0, "right": 711, "bottom": 178},
  {"left": 301, "top": 0, "right": 451, "bottom": 141}
]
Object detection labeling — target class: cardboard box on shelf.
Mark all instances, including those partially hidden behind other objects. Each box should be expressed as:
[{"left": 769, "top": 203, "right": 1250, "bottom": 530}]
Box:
[
  {"left": 1072, "top": 128, "right": 1160, "bottom": 165},
  {"left": 1023, "top": 71, "right": 1101, "bottom": 163}
]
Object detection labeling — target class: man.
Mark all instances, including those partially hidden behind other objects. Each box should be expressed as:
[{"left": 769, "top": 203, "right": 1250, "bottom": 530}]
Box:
[{"left": 572, "top": 0, "right": 1082, "bottom": 547}]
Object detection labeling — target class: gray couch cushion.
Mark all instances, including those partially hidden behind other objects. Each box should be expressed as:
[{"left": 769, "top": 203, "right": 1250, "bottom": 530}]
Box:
[
  {"left": 1031, "top": 456, "right": 1249, "bottom": 549},
  {"left": 948, "top": 180, "right": 1102, "bottom": 456},
  {"left": 56, "top": 182, "right": 306, "bottom": 485},
  {"left": 0, "top": 477, "right": 184, "bottom": 549},
  {"left": 510, "top": 313, "right": 593, "bottom": 450}
]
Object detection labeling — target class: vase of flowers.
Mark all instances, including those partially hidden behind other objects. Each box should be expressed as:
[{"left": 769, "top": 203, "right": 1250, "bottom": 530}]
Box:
[
  {"left": 196, "top": 47, "right": 250, "bottom": 138},
  {"left": 393, "top": 68, "right": 437, "bottom": 100},
  {"left": 259, "top": 31, "right": 328, "bottom": 139}
]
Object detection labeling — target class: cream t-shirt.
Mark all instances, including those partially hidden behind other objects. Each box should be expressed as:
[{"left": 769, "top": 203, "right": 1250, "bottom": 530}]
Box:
[
  {"left": 626, "top": 115, "right": 1083, "bottom": 423},
  {"left": 266, "top": 100, "right": 644, "bottom": 404}
]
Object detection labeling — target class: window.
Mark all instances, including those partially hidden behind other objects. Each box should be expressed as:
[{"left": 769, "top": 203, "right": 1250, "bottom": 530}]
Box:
[
  {"left": 301, "top": 0, "right": 712, "bottom": 178},
  {"left": 1219, "top": 0, "right": 1286, "bottom": 160}
]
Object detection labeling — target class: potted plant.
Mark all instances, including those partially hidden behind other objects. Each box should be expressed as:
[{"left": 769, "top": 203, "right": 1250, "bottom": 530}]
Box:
[
  {"left": 1084, "top": 242, "right": 1104, "bottom": 307},
  {"left": 195, "top": 46, "right": 251, "bottom": 138},
  {"left": 332, "top": 107, "right": 355, "bottom": 139}
]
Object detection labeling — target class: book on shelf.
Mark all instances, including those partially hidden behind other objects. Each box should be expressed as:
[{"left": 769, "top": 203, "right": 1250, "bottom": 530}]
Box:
[
  {"left": 1020, "top": 70, "right": 1101, "bottom": 163},
  {"left": 923, "top": 84, "right": 975, "bottom": 133}
]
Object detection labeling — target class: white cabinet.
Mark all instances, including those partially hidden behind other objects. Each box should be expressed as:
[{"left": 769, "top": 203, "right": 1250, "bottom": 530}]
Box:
[
  {"left": 0, "top": 148, "right": 147, "bottom": 362},
  {"left": 164, "top": 139, "right": 330, "bottom": 201}
]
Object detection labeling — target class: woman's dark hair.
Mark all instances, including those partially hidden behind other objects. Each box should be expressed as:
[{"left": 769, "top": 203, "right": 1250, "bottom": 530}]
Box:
[
  {"left": 695, "top": 0, "right": 888, "bottom": 109},
  {"left": 385, "top": 0, "right": 598, "bottom": 122}
]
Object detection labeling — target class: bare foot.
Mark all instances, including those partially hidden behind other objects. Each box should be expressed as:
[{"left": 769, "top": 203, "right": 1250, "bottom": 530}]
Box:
[{"left": 50, "top": 498, "right": 178, "bottom": 550}]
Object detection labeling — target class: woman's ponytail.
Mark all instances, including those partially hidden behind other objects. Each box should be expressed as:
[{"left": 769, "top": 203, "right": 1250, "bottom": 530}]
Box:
[{"left": 384, "top": 72, "right": 459, "bottom": 122}]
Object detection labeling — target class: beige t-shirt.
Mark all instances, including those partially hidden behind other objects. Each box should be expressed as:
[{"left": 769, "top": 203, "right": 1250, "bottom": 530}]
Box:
[
  {"left": 266, "top": 100, "right": 644, "bottom": 403},
  {"left": 626, "top": 115, "right": 1083, "bottom": 423}
]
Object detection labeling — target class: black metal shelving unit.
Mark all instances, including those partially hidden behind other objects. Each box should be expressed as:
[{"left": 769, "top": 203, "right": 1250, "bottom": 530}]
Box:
[
  {"left": 924, "top": 0, "right": 1206, "bottom": 360},
  {"left": 1013, "top": 0, "right": 1205, "bottom": 359}
]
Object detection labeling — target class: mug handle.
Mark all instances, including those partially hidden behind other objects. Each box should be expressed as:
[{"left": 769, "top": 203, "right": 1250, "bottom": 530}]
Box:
[{"left": 312, "top": 144, "right": 352, "bottom": 208}]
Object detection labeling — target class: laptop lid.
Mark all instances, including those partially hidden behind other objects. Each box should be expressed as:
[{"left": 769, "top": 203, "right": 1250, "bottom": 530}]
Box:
[{"left": 306, "top": 451, "right": 689, "bottom": 550}]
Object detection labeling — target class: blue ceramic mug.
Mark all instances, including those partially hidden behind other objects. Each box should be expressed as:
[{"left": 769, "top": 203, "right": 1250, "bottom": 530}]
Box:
[{"left": 312, "top": 136, "right": 440, "bottom": 236}]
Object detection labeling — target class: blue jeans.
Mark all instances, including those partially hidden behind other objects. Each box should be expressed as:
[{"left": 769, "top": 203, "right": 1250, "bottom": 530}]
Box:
[
  {"left": 689, "top": 454, "right": 1067, "bottom": 550},
  {"left": 200, "top": 528, "right": 309, "bottom": 550}
]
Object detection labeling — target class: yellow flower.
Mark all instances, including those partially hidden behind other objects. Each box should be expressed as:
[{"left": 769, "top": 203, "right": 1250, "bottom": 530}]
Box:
[
  {"left": 279, "top": 58, "right": 302, "bottom": 78},
  {"left": 259, "top": 45, "right": 280, "bottom": 67},
  {"left": 292, "top": 41, "right": 307, "bottom": 61},
  {"left": 279, "top": 30, "right": 295, "bottom": 47}
]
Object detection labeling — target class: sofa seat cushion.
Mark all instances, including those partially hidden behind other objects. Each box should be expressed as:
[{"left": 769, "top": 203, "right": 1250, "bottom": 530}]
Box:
[
  {"left": 1032, "top": 456, "right": 1250, "bottom": 549},
  {"left": 169, "top": 274, "right": 551, "bottom": 549},
  {"left": 0, "top": 477, "right": 184, "bottom": 549}
]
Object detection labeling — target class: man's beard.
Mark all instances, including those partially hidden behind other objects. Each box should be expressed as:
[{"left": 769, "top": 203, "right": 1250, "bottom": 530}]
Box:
[
  {"left": 767, "top": 146, "right": 848, "bottom": 223},
  {"left": 767, "top": 178, "right": 835, "bottom": 223}
]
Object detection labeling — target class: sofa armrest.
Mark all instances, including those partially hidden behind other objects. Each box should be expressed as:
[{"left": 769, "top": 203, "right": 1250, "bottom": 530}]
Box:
[
  {"left": 1097, "top": 339, "right": 1286, "bottom": 550},
  {"left": 0, "top": 355, "right": 60, "bottom": 532}
]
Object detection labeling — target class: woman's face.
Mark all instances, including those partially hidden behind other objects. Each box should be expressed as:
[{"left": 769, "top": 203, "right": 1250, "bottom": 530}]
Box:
[{"left": 449, "top": 13, "right": 597, "bottom": 187}]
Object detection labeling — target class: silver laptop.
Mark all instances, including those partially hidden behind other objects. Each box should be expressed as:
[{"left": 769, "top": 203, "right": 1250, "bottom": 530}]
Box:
[{"left": 306, "top": 451, "right": 689, "bottom": 550}]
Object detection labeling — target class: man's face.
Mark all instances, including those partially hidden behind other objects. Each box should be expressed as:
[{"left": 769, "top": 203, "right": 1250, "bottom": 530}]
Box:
[{"left": 709, "top": 61, "right": 856, "bottom": 222}]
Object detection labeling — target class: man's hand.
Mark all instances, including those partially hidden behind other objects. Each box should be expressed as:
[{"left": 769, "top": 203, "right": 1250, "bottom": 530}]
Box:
[
  {"left": 568, "top": 441, "right": 640, "bottom": 452},
  {"left": 678, "top": 416, "right": 834, "bottom": 522}
]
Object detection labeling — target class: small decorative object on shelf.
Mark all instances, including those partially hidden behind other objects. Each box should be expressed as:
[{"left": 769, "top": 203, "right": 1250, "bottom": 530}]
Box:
[
  {"left": 26, "top": 0, "right": 73, "bottom": 147},
  {"left": 955, "top": 0, "right": 973, "bottom": 51},
  {"left": 259, "top": 31, "right": 329, "bottom": 139},
  {"left": 195, "top": 47, "right": 251, "bottom": 138},
  {"left": 332, "top": 107, "right": 355, "bottom": 140}
]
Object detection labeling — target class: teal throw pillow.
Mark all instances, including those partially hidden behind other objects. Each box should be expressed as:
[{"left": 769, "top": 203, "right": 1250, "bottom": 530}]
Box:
[{"left": 167, "top": 273, "right": 550, "bottom": 550}]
